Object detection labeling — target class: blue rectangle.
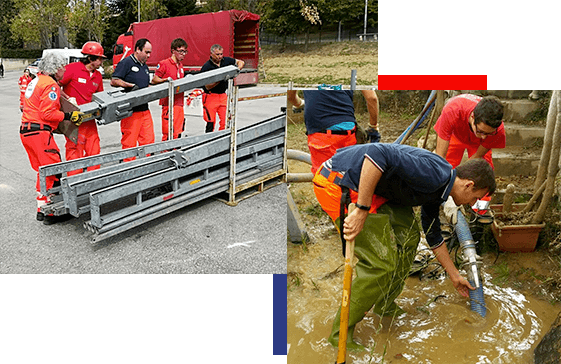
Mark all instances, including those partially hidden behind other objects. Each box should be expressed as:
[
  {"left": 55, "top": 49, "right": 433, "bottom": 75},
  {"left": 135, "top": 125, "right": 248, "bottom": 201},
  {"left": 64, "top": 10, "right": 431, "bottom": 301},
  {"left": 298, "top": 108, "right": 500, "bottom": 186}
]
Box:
[{"left": 273, "top": 274, "right": 287, "bottom": 355}]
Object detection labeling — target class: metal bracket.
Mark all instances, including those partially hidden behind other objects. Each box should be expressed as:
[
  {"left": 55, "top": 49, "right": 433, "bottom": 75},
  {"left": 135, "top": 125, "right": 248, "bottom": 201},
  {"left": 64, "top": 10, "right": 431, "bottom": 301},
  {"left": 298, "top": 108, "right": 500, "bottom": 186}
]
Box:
[{"left": 170, "top": 150, "right": 190, "bottom": 169}]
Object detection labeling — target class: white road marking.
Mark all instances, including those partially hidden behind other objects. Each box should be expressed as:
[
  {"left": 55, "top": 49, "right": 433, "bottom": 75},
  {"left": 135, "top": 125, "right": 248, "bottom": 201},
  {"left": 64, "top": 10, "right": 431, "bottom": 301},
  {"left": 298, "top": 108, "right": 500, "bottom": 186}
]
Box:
[{"left": 227, "top": 240, "right": 256, "bottom": 249}]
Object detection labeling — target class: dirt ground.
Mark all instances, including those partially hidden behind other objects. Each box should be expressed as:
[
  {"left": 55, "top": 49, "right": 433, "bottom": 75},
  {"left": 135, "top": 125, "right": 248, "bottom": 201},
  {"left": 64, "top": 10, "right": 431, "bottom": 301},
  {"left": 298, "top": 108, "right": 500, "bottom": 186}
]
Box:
[
  {"left": 287, "top": 92, "right": 561, "bottom": 310},
  {"left": 260, "top": 41, "right": 377, "bottom": 85}
]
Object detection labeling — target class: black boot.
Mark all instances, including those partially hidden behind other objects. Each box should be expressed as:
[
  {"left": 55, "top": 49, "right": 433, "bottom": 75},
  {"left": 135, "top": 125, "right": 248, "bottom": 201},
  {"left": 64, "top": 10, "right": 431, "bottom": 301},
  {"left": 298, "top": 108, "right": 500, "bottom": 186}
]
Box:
[
  {"left": 205, "top": 122, "right": 214, "bottom": 133},
  {"left": 43, "top": 214, "right": 72, "bottom": 225}
]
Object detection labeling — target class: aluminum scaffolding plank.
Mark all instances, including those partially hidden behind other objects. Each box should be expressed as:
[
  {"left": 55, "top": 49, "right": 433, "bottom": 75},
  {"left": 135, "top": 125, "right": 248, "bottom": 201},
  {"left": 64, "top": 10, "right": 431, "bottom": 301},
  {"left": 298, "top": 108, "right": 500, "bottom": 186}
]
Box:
[
  {"left": 39, "top": 131, "right": 230, "bottom": 196},
  {"left": 38, "top": 97, "right": 286, "bottom": 243},
  {"left": 86, "top": 136, "right": 284, "bottom": 227},
  {"left": 39, "top": 115, "right": 285, "bottom": 217}
]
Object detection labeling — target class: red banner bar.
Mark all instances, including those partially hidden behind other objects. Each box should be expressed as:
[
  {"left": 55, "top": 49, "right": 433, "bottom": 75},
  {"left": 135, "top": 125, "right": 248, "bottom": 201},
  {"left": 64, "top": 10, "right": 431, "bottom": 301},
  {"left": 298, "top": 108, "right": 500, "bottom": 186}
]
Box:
[{"left": 378, "top": 75, "right": 487, "bottom": 90}]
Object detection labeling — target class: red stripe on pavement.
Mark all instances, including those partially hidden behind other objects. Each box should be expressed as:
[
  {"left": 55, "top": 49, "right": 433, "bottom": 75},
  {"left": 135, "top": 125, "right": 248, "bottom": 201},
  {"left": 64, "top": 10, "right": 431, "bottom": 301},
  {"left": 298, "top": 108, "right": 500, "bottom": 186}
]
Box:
[{"left": 378, "top": 75, "right": 487, "bottom": 90}]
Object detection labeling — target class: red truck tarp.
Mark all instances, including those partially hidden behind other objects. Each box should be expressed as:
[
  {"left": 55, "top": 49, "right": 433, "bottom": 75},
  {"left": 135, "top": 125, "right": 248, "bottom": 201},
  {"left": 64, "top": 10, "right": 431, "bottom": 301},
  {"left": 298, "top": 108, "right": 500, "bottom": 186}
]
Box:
[{"left": 130, "top": 10, "right": 260, "bottom": 69}]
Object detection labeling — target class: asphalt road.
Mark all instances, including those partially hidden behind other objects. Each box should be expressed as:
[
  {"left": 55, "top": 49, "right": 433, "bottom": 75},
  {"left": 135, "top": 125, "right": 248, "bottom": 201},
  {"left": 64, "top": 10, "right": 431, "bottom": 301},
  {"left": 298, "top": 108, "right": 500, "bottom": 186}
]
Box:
[{"left": 0, "top": 69, "right": 288, "bottom": 274}]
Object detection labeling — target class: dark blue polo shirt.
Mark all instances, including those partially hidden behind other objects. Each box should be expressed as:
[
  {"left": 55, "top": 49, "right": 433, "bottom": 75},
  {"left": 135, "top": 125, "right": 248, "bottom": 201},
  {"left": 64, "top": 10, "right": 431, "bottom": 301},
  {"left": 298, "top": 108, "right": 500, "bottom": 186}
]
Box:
[
  {"left": 327, "top": 143, "right": 456, "bottom": 248},
  {"left": 113, "top": 55, "right": 150, "bottom": 112},
  {"left": 303, "top": 90, "right": 356, "bottom": 134},
  {"left": 200, "top": 57, "right": 236, "bottom": 94}
]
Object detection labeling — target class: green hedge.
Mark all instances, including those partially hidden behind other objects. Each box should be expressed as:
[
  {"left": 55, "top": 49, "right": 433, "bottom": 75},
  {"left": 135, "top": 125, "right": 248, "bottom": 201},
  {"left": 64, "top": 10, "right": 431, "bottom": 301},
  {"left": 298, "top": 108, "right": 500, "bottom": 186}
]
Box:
[{"left": 1, "top": 49, "right": 43, "bottom": 59}]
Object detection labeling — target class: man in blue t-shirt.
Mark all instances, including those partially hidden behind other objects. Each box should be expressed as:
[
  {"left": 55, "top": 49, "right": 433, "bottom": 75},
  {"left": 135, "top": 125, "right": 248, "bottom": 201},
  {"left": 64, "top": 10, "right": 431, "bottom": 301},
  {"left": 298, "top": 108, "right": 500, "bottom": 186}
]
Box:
[
  {"left": 313, "top": 143, "right": 495, "bottom": 350},
  {"left": 111, "top": 38, "right": 154, "bottom": 161},
  {"left": 200, "top": 44, "right": 245, "bottom": 133}
]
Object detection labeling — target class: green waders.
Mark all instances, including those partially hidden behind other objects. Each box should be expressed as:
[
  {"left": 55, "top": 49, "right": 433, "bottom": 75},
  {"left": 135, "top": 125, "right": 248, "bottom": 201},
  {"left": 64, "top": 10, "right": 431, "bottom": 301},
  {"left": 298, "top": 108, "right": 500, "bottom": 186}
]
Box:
[{"left": 328, "top": 203, "right": 420, "bottom": 350}]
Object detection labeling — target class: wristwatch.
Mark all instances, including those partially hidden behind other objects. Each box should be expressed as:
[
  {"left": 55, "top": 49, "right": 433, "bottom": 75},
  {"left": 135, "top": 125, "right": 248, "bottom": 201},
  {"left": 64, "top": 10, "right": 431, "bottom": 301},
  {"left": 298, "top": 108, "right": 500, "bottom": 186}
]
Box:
[{"left": 355, "top": 203, "right": 371, "bottom": 211}]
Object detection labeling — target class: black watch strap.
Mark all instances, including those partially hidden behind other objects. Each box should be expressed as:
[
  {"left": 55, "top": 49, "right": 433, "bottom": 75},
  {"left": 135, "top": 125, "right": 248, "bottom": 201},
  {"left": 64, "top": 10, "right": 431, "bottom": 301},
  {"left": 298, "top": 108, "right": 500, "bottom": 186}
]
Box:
[{"left": 355, "top": 203, "right": 371, "bottom": 211}]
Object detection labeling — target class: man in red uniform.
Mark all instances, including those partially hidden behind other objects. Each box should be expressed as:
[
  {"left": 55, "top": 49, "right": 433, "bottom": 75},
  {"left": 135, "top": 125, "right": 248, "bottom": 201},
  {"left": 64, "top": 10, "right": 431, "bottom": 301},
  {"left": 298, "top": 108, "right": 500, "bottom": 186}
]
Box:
[
  {"left": 434, "top": 93, "right": 504, "bottom": 213},
  {"left": 20, "top": 53, "right": 85, "bottom": 224},
  {"left": 200, "top": 44, "right": 245, "bottom": 133},
  {"left": 18, "top": 69, "right": 34, "bottom": 112},
  {"left": 151, "top": 38, "right": 188, "bottom": 141},
  {"left": 59, "top": 41, "right": 105, "bottom": 175}
]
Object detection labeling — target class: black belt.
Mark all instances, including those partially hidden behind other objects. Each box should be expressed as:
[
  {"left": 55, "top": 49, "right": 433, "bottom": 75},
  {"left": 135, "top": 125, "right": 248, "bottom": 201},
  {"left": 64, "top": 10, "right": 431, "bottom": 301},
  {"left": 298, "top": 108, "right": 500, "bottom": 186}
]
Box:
[
  {"left": 307, "top": 128, "right": 356, "bottom": 136},
  {"left": 20, "top": 123, "right": 52, "bottom": 134}
]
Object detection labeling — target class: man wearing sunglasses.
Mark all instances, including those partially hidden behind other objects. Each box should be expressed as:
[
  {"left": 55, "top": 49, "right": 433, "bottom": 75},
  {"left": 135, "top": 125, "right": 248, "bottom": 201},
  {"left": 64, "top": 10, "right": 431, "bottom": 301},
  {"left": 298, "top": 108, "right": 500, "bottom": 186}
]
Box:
[
  {"left": 434, "top": 93, "right": 504, "bottom": 169},
  {"left": 433, "top": 93, "right": 504, "bottom": 214},
  {"left": 152, "top": 38, "right": 188, "bottom": 141}
]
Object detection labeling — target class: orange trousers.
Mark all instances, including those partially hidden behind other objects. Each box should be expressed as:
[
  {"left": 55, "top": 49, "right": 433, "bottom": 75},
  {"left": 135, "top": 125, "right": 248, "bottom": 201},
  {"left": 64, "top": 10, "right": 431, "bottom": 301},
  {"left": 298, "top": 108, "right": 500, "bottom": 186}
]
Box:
[
  {"left": 202, "top": 93, "right": 227, "bottom": 131},
  {"left": 446, "top": 134, "right": 493, "bottom": 206},
  {"left": 446, "top": 134, "right": 494, "bottom": 169},
  {"left": 20, "top": 130, "right": 61, "bottom": 193},
  {"left": 307, "top": 132, "right": 356, "bottom": 174},
  {"left": 65, "top": 120, "right": 101, "bottom": 176},
  {"left": 312, "top": 165, "right": 388, "bottom": 222},
  {"left": 161, "top": 105, "right": 185, "bottom": 141},
  {"left": 120, "top": 110, "right": 155, "bottom": 162}
]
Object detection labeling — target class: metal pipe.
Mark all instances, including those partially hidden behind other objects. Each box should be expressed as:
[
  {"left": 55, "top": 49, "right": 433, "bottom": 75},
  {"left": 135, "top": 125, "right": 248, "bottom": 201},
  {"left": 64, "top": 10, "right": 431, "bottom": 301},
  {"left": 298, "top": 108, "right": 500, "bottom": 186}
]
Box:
[
  {"left": 287, "top": 149, "right": 311, "bottom": 165},
  {"left": 455, "top": 210, "right": 486, "bottom": 317},
  {"left": 287, "top": 149, "right": 312, "bottom": 182}
]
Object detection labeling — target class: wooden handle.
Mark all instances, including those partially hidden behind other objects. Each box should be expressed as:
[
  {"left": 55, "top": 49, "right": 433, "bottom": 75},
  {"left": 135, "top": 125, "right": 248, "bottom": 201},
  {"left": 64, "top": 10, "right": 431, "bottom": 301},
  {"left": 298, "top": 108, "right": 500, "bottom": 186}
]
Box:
[{"left": 336, "top": 204, "right": 356, "bottom": 364}]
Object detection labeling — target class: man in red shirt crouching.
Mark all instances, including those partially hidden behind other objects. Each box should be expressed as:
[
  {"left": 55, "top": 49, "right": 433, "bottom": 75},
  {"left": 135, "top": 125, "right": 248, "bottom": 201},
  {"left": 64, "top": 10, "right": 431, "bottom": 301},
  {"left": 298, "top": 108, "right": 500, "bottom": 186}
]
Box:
[{"left": 434, "top": 93, "right": 504, "bottom": 214}]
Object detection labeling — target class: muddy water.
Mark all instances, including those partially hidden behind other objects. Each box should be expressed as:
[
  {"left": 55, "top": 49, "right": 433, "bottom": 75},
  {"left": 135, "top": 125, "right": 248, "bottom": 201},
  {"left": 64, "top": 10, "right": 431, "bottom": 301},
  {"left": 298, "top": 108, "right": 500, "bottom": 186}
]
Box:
[{"left": 287, "top": 232, "right": 561, "bottom": 364}]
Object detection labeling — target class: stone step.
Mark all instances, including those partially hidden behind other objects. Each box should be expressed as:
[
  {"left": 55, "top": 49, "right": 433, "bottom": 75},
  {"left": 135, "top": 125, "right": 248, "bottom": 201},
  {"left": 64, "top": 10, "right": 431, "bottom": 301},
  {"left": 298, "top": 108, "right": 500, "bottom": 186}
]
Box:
[
  {"left": 493, "top": 145, "right": 542, "bottom": 177},
  {"left": 504, "top": 122, "right": 545, "bottom": 147},
  {"left": 502, "top": 99, "right": 541, "bottom": 123}
]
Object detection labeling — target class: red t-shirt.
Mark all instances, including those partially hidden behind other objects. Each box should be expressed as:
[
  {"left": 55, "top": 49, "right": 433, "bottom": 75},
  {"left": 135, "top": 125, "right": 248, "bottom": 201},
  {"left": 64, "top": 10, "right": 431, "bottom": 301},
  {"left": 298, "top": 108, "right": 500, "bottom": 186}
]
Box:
[
  {"left": 155, "top": 57, "right": 185, "bottom": 106},
  {"left": 434, "top": 94, "right": 505, "bottom": 150},
  {"left": 59, "top": 61, "right": 104, "bottom": 105}
]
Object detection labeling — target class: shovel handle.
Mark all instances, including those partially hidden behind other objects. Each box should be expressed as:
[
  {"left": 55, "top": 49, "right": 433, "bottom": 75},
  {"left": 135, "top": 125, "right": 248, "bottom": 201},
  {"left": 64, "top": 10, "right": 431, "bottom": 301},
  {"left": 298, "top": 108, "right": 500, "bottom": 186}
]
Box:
[{"left": 336, "top": 204, "right": 356, "bottom": 364}]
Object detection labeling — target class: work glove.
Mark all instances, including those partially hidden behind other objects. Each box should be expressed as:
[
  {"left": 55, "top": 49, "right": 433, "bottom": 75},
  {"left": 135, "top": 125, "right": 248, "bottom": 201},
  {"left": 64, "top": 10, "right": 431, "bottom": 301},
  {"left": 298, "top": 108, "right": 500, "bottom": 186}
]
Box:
[
  {"left": 292, "top": 99, "right": 305, "bottom": 114},
  {"left": 64, "top": 111, "right": 85, "bottom": 126},
  {"left": 443, "top": 196, "right": 465, "bottom": 225},
  {"left": 127, "top": 84, "right": 140, "bottom": 92},
  {"left": 365, "top": 126, "right": 381, "bottom": 143}
]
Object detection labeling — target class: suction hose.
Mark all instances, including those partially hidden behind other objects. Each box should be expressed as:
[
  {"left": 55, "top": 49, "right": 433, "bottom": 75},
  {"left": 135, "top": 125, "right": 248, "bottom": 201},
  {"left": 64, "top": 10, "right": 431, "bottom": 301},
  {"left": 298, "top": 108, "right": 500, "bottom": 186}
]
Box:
[{"left": 455, "top": 210, "right": 487, "bottom": 317}]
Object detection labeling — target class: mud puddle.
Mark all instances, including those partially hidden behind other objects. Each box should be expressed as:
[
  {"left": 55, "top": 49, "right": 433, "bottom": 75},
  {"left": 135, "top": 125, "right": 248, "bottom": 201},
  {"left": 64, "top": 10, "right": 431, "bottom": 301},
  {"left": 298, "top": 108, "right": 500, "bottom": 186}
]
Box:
[{"left": 288, "top": 231, "right": 560, "bottom": 363}]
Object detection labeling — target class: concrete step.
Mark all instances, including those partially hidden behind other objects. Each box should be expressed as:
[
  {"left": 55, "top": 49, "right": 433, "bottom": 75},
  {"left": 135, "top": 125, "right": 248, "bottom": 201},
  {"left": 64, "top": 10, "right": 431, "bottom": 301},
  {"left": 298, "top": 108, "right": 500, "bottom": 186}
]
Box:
[
  {"left": 502, "top": 99, "right": 541, "bottom": 123},
  {"left": 504, "top": 122, "right": 545, "bottom": 147},
  {"left": 493, "top": 123, "right": 549, "bottom": 177},
  {"left": 493, "top": 145, "right": 542, "bottom": 177}
]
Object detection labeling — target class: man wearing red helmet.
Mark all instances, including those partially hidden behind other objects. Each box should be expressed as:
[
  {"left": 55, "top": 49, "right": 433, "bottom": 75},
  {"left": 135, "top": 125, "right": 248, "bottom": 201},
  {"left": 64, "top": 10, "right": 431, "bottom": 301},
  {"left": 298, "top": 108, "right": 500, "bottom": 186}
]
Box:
[{"left": 59, "top": 41, "right": 105, "bottom": 175}]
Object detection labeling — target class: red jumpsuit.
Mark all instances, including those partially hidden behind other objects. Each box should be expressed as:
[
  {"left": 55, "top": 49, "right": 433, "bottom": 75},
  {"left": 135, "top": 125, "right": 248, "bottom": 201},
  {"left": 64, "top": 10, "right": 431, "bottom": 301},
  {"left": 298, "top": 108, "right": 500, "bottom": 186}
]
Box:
[
  {"left": 18, "top": 74, "right": 32, "bottom": 111},
  {"left": 59, "top": 61, "right": 104, "bottom": 176},
  {"left": 155, "top": 57, "right": 185, "bottom": 141},
  {"left": 20, "top": 73, "right": 65, "bottom": 213}
]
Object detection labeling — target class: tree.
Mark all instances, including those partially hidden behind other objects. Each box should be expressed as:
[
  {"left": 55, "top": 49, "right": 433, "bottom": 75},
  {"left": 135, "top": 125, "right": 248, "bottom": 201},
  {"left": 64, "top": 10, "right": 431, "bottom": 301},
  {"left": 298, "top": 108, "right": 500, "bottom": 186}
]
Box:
[
  {"left": 319, "top": 0, "right": 377, "bottom": 39},
  {"left": 0, "top": 0, "right": 24, "bottom": 50},
  {"left": 260, "top": 0, "right": 307, "bottom": 42},
  {"left": 67, "top": 0, "right": 109, "bottom": 45},
  {"left": 10, "top": 0, "right": 69, "bottom": 48},
  {"left": 201, "top": 0, "right": 265, "bottom": 13}
]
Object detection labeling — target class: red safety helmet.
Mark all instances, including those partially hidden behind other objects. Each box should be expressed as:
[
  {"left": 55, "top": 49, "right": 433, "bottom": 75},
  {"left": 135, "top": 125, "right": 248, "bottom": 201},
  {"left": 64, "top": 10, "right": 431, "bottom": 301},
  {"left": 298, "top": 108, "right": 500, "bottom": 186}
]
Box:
[{"left": 81, "top": 41, "right": 106, "bottom": 58}]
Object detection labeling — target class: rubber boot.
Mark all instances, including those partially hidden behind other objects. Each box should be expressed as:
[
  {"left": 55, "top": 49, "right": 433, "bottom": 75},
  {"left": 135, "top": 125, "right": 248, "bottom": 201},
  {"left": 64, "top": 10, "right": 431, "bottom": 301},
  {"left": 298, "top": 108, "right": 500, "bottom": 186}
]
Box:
[
  {"left": 328, "top": 204, "right": 420, "bottom": 348},
  {"left": 205, "top": 122, "right": 215, "bottom": 133}
]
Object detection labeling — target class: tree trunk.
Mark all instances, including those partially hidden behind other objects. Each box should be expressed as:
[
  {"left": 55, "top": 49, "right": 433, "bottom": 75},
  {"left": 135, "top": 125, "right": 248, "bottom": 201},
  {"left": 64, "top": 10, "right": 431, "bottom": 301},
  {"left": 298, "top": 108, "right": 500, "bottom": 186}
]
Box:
[
  {"left": 532, "top": 91, "right": 561, "bottom": 224},
  {"left": 534, "top": 90, "right": 559, "bottom": 192},
  {"left": 304, "top": 29, "right": 309, "bottom": 53}
]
